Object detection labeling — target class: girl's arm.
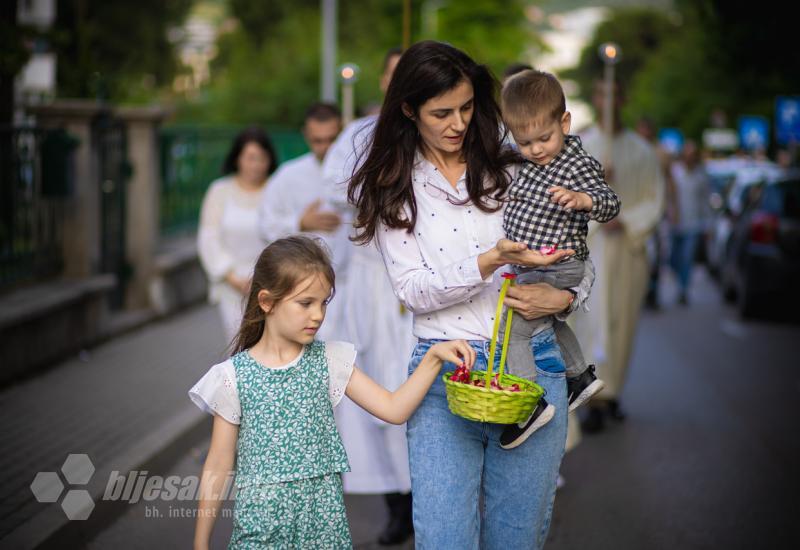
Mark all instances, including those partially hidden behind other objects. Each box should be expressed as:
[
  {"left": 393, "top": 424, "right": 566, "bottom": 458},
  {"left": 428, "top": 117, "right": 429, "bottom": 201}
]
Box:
[
  {"left": 345, "top": 340, "right": 476, "bottom": 424},
  {"left": 194, "top": 415, "right": 239, "bottom": 550}
]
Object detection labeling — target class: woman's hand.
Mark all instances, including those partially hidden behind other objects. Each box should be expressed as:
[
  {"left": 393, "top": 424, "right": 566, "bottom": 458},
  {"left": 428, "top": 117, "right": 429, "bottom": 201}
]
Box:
[
  {"left": 478, "top": 239, "right": 574, "bottom": 278},
  {"left": 428, "top": 340, "right": 476, "bottom": 370},
  {"left": 504, "top": 283, "right": 573, "bottom": 320}
]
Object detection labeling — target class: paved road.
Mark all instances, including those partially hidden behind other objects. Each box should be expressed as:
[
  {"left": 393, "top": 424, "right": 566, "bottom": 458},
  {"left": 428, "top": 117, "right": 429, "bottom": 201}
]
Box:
[
  {"left": 547, "top": 269, "right": 798, "bottom": 550},
  {"left": 72, "top": 269, "right": 800, "bottom": 548}
]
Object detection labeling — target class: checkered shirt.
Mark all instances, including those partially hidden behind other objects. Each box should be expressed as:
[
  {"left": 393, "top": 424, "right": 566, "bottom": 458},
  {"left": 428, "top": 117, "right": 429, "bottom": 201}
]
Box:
[{"left": 503, "top": 135, "right": 620, "bottom": 260}]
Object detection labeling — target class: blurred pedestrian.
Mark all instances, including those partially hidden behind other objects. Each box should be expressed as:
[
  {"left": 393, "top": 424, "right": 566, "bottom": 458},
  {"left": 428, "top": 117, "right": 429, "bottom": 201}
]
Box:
[
  {"left": 349, "top": 40, "right": 592, "bottom": 549},
  {"left": 573, "top": 79, "right": 665, "bottom": 432},
  {"left": 198, "top": 126, "right": 277, "bottom": 342},
  {"left": 259, "top": 101, "right": 346, "bottom": 346},
  {"left": 668, "top": 139, "right": 710, "bottom": 305},
  {"left": 323, "top": 47, "right": 419, "bottom": 546},
  {"left": 258, "top": 102, "right": 344, "bottom": 270}
]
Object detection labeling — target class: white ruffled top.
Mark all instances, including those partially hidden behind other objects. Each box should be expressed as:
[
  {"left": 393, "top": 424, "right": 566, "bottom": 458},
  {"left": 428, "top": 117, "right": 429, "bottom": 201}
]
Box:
[{"left": 188, "top": 341, "right": 357, "bottom": 425}]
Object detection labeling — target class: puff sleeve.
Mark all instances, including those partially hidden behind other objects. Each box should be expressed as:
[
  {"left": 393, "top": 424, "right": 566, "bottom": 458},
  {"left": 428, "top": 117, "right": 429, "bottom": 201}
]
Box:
[
  {"left": 188, "top": 360, "right": 241, "bottom": 424},
  {"left": 325, "top": 341, "right": 357, "bottom": 407}
]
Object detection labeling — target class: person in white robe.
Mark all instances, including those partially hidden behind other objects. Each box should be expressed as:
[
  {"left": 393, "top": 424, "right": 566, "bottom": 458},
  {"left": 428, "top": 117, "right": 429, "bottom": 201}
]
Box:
[
  {"left": 572, "top": 80, "right": 665, "bottom": 431},
  {"left": 258, "top": 102, "right": 348, "bottom": 342},
  {"left": 323, "top": 48, "right": 418, "bottom": 546}
]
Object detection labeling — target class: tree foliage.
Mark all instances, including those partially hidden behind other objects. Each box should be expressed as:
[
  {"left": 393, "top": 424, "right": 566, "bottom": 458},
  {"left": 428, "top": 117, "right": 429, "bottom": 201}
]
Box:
[
  {"left": 568, "top": 0, "right": 800, "bottom": 142},
  {"left": 176, "top": 0, "right": 539, "bottom": 127},
  {"left": 52, "top": 0, "right": 193, "bottom": 101}
]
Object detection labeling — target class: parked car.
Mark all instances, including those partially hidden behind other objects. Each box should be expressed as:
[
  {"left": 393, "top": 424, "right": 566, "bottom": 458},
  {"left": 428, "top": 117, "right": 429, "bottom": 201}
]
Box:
[
  {"left": 720, "top": 172, "right": 800, "bottom": 318},
  {"left": 703, "top": 158, "right": 784, "bottom": 278}
]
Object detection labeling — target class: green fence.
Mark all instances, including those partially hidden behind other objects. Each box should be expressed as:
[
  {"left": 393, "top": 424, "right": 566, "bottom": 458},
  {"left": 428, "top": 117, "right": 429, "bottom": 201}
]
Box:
[
  {"left": 159, "top": 125, "right": 308, "bottom": 237},
  {"left": 0, "top": 127, "right": 75, "bottom": 290}
]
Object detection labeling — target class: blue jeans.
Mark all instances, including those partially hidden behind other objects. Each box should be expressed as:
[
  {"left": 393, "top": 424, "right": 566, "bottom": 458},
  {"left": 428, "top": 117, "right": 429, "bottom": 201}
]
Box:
[
  {"left": 407, "top": 328, "right": 568, "bottom": 549},
  {"left": 669, "top": 230, "right": 701, "bottom": 293}
]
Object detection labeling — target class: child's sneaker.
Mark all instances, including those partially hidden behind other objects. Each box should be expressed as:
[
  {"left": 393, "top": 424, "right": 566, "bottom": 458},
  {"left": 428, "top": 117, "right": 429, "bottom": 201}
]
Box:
[
  {"left": 567, "top": 364, "right": 604, "bottom": 412},
  {"left": 500, "top": 398, "right": 555, "bottom": 450}
]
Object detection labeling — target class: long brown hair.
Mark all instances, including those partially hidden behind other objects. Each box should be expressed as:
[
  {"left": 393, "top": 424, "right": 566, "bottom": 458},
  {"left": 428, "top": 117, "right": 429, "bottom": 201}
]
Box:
[
  {"left": 230, "top": 236, "right": 335, "bottom": 354},
  {"left": 347, "top": 40, "right": 520, "bottom": 244}
]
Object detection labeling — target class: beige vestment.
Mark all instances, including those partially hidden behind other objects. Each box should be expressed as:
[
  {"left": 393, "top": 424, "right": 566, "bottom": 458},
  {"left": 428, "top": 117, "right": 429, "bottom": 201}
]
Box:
[{"left": 570, "top": 126, "right": 665, "bottom": 399}]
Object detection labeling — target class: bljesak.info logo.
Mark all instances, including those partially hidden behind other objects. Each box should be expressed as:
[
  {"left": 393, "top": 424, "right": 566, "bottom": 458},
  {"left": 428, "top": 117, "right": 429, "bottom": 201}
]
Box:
[{"left": 30, "top": 454, "right": 236, "bottom": 520}]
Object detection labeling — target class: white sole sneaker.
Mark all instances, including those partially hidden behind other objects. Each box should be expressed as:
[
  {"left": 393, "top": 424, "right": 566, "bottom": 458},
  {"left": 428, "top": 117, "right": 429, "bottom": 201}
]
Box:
[
  {"left": 567, "top": 379, "right": 605, "bottom": 413},
  {"left": 500, "top": 403, "right": 556, "bottom": 450}
]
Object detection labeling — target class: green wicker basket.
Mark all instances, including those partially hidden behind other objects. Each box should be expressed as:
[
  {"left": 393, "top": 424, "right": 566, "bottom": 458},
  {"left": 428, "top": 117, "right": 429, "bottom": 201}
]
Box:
[{"left": 443, "top": 274, "right": 544, "bottom": 424}]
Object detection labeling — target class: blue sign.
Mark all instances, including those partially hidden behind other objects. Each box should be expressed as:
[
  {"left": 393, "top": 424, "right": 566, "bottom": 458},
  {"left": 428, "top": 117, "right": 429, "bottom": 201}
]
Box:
[
  {"left": 658, "top": 128, "right": 684, "bottom": 155},
  {"left": 738, "top": 116, "right": 769, "bottom": 151},
  {"left": 776, "top": 96, "right": 800, "bottom": 145}
]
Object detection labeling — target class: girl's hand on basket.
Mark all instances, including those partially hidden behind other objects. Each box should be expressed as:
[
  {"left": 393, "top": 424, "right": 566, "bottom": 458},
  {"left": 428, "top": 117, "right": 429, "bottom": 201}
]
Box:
[{"left": 429, "top": 340, "right": 476, "bottom": 370}]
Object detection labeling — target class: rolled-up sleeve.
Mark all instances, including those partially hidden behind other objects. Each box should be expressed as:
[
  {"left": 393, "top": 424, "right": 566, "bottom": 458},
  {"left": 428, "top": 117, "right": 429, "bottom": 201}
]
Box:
[
  {"left": 573, "top": 156, "right": 621, "bottom": 223},
  {"left": 555, "top": 256, "right": 595, "bottom": 321},
  {"left": 376, "top": 222, "right": 492, "bottom": 314}
]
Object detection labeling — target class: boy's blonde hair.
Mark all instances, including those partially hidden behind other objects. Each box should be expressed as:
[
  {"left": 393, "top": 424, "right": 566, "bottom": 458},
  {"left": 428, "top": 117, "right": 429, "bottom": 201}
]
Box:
[{"left": 501, "top": 70, "right": 566, "bottom": 131}]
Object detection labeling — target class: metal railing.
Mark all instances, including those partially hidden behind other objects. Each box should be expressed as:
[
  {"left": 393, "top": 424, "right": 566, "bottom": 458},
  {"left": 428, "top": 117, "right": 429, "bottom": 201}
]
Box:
[
  {"left": 0, "top": 127, "right": 75, "bottom": 290},
  {"left": 159, "top": 125, "right": 308, "bottom": 237}
]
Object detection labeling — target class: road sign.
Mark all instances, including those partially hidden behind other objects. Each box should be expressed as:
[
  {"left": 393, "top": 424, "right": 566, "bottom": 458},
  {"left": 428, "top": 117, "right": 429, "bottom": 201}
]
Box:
[
  {"left": 738, "top": 116, "right": 769, "bottom": 151},
  {"left": 775, "top": 96, "right": 800, "bottom": 145},
  {"left": 658, "top": 128, "right": 684, "bottom": 156}
]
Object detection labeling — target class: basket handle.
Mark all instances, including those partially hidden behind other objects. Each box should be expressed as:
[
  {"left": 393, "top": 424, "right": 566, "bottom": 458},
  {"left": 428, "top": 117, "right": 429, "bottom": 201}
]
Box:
[{"left": 486, "top": 273, "right": 516, "bottom": 387}]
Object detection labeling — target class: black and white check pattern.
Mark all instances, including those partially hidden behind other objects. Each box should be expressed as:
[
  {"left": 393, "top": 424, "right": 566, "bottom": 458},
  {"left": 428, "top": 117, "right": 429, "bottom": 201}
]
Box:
[{"left": 503, "top": 135, "right": 620, "bottom": 260}]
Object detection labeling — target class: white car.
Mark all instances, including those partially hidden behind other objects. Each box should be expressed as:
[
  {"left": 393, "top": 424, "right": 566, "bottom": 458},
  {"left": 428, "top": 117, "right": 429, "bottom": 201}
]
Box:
[{"left": 703, "top": 158, "right": 784, "bottom": 278}]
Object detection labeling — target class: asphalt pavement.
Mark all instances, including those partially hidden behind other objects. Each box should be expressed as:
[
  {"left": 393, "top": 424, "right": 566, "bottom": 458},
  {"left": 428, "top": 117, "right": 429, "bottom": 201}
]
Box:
[{"left": 4, "top": 266, "right": 797, "bottom": 549}]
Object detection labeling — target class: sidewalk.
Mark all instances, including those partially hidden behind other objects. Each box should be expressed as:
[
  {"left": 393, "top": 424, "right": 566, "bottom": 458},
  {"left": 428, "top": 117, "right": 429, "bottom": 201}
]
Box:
[{"left": 0, "top": 304, "right": 227, "bottom": 548}]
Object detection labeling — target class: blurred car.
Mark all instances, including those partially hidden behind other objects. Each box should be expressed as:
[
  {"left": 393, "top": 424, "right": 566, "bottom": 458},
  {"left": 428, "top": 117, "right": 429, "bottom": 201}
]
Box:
[
  {"left": 720, "top": 171, "right": 800, "bottom": 318},
  {"left": 703, "top": 158, "right": 784, "bottom": 278}
]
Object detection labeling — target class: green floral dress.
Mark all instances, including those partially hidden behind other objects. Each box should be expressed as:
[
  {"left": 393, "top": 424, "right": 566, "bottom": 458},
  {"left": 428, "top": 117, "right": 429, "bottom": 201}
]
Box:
[{"left": 189, "top": 341, "right": 355, "bottom": 549}]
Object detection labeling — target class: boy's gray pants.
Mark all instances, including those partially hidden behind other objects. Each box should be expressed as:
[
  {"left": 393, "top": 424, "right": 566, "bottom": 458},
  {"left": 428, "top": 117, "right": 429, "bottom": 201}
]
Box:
[{"left": 499, "top": 259, "right": 587, "bottom": 383}]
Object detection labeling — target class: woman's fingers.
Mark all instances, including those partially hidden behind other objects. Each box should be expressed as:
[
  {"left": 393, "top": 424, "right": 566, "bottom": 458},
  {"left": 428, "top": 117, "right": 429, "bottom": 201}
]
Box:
[{"left": 506, "top": 247, "right": 574, "bottom": 267}]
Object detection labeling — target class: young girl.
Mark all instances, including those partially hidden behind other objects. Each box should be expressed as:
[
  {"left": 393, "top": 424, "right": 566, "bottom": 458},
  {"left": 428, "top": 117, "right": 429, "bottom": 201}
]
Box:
[{"left": 188, "top": 235, "right": 474, "bottom": 549}]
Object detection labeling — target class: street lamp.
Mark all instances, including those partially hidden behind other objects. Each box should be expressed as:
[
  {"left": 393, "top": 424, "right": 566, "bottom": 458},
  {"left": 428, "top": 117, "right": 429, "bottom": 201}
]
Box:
[
  {"left": 339, "top": 62, "right": 360, "bottom": 126},
  {"left": 597, "top": 42, "right": 621, "bottom": 169}
]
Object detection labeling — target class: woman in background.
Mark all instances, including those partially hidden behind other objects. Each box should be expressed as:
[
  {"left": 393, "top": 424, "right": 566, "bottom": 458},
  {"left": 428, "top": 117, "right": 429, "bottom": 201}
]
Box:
[{"left": 198, "top": 126, "right": 278, "bottom": 341}]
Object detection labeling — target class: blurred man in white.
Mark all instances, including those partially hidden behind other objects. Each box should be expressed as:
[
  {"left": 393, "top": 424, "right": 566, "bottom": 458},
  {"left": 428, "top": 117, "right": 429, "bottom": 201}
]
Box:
[
  {"left": 573, "top": 79, "right": 665, "bottom": 432},
  {"left": 323, "top": 47, "right": 417, "bottom": 546},
  {"left": 258, "top": 102, "right": 347, "bottom": 342}
]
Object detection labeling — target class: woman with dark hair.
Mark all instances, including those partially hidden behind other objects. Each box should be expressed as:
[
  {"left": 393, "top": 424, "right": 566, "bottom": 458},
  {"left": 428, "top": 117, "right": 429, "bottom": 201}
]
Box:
[
  {"left": 198, "top": 126, "right": 278, "bottom": 341},
  {"left": 349, "top": 41, "right": 593, "bottom": 548}
]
